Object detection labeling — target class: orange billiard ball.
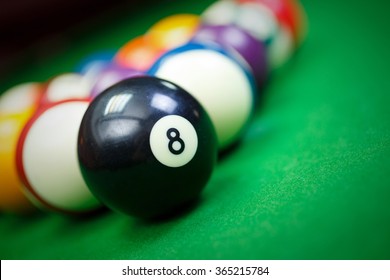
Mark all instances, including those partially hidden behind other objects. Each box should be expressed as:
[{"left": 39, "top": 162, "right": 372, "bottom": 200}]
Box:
[{"left": 115, "top": 35, "right": 165, "bottom": 71}]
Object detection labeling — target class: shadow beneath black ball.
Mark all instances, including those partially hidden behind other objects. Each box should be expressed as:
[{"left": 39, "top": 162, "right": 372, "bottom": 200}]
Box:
[
  {"left": 218, "top": 140, "right": 243, "bottom": 162},
  {"left": 62, "top": 206, "right": 111, "bottom": 224},
  {"left": 134, "top": 197, "right": 203, "bottom": 226}
]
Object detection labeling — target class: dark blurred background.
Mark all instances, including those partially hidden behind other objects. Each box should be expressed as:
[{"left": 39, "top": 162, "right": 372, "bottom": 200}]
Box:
[{"left": 0, "top": 0, "right": 150, "bottom": 83}]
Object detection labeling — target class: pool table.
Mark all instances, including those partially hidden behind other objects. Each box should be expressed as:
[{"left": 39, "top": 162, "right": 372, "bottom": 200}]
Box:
[{"left": 0, "top": 0, "right": 389, "bottom": 260}]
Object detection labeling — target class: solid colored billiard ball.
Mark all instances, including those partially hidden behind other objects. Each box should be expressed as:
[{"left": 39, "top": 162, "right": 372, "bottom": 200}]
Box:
[
  {"left": 0, "top": 83, "right": 43, "bottom": 213},
  {"left": 192, "top": 24, "right": 269, "bottom": 89},
  {"left": 78, "top": 76, "right": 218, "bottom": 219},
  {"left": 148, "top": 42, "right": 255, "bottom": 150},
  {"left": 90, "top": 63, "right": 144, "bottom": 99},
  {"left": 40, "top": 73, "right": 93, "bottom": 105},
  {"left": 115, "top": 36, "right": 165, "bottom": 71},
  {"left": 16, "top": 99, "right": 101, "bottom": 214},
  {"left": 146, "top": 14, "right": 200, "bottom": 50}
]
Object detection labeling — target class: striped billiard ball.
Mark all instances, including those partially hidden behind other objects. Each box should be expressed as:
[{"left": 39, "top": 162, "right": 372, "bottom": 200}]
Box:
[{"left": 16, "top": 99, "right": 101, "bottom": 214}]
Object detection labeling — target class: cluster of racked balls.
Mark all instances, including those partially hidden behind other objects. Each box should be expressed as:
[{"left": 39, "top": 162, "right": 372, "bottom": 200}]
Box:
[{"left": 0, "top": 0, "right": 306, "bottom": 219}]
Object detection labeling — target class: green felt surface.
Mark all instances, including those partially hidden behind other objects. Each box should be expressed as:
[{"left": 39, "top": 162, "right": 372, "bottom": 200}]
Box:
[{"left": 1, "top": 0, "right": 390, "bottom": 260}]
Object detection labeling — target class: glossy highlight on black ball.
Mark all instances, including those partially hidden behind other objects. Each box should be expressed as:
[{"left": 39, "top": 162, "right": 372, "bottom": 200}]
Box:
[{"left": 77, "top": 76, "right": 217, "bottom": 219}]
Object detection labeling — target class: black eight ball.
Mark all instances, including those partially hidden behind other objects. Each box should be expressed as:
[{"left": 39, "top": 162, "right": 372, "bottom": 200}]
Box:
[{"left": 77, "top": 76, "right": 218, "bottom": 218}]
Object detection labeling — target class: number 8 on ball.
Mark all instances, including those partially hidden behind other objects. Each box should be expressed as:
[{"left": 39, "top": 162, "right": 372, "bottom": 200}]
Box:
[
  {"left": 150, "top": 115, "right": 198, "bottom": 168},
  {"left": 78, "top": 76, "right": 217, "bottom": 219}
]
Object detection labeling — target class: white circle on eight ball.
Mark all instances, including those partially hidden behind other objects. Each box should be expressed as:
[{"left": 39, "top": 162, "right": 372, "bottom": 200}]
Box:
[{"left": 150, "top": 115, "right": 198, "bottom": 168}]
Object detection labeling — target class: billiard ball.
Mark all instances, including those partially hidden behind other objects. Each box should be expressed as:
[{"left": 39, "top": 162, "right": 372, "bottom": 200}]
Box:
[
  {"left": 236, "top": 0, "right": 298, "bottom": 67},
  {"left": 202, "top": 0, "right": 277, "bottom": 45},
  {"left": 259, "top": 20, "right": 293, "bottom": 68},
  {"left": 0, "top": 83, "right": 43, "bottom": 213},
  {"left": 146, "top": 14, "right": 200, "bottom": 50},
  {"left": 192, "top": 24, "right": 269, "bottom": 89},
  {"left": 16, "top": 99, "right": 101, "bottom": 214},
  {"left": 115, "top": 35, "right": 165, "bottom": 71},
  {"left": 75, "top": 50, "right": 116, "bottom": 75},
  {"left": 90, "top": 63, "right": 144, "bottom": 99},
  {"left": 287, "top": 0, "right": 308, "bottom": 45},
  {"left": 202, "top": 0, "right": 294, "bottom": 69},
  {"left": 148, "top": 42, "right": 255, "bottom": 150},
  {"left": 238, "top": 0, "right": 307, "bottom": 46},
  {"left": 40, "top": 73, "right": 93, "bottom": 105},
  {"left": 0, "top": 113, "right": 37, "bottom": 213},
  {"left": 0, "top": 83, "right": 42, "bottom": 115},
  {"left": 78, "top": 76, "right": 217, "bottom": 219}
]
